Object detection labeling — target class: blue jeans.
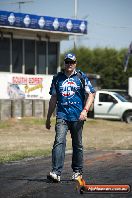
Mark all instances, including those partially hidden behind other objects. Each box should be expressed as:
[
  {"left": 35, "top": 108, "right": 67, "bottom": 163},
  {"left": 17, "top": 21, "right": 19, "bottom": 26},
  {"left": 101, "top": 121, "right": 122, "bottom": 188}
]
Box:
[{"left": 52, "top": 118, "right": 84, "bottom": 176}]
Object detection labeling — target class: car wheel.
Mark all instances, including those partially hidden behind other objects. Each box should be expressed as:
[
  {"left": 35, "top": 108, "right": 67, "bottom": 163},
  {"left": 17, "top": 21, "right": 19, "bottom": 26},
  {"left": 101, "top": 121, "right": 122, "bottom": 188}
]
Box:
[{"left": 124, "top": 112, "right": 132, "bottom": 123}]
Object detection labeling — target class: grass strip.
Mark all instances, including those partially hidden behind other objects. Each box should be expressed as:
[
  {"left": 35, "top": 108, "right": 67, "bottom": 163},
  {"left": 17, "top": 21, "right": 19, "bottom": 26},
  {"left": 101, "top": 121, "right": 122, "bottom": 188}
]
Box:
[{"left": 0, "top": 149, "right": 51, "bottom": 164}]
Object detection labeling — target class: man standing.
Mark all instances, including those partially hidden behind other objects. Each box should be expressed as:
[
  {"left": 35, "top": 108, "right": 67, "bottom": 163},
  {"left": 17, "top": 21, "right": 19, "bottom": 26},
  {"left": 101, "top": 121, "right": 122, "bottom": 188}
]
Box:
[{"left": 46, "top": 53, "right": 95, "bottom": 182}]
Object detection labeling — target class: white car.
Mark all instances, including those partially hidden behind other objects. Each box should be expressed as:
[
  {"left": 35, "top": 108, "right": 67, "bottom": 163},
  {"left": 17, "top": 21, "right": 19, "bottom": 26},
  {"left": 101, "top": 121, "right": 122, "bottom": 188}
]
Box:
[
  {"left": 7, "top": 83, "right": 25, "bottom": 99},
  {"left": 93, "top": 90, "right": 132, "bottom": 123}
]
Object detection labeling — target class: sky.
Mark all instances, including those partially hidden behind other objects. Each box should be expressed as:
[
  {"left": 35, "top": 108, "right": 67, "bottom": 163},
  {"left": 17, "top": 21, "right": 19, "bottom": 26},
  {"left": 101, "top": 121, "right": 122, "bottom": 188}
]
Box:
[{"left": 0, "top": 0, "right": 132, "bottom": 53}]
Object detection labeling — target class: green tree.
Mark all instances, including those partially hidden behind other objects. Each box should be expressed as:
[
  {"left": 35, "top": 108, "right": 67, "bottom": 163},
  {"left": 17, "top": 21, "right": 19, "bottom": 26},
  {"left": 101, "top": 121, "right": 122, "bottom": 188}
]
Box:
[{"left": 61, "top": 47, "right": 132, "bottom": 90}]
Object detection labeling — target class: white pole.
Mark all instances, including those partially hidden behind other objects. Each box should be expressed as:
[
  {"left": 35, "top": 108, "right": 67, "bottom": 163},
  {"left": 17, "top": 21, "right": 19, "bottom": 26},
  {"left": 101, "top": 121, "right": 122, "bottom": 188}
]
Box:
[
  {"left": 74, "top": 0, "right": 77, "bottom": 51},
  {"left": 74, "top": 0, "right": 77, "bottom": 19}
]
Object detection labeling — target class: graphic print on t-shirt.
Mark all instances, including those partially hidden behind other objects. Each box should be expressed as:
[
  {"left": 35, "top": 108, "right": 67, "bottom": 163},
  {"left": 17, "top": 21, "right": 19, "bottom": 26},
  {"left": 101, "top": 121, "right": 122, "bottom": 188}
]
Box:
[{"left": 60, "top": 78, "right": 80, "bottom": 99}]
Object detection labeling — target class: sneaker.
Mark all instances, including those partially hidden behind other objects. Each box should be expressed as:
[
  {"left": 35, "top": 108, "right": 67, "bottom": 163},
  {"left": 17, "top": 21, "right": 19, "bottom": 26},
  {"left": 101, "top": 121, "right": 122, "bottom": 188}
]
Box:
[
  {"left": 47, "top": 172, "right": 60, "bottom": 182},
  {"left": 72, "top": 172, "right": 82, "bottom": 181}
]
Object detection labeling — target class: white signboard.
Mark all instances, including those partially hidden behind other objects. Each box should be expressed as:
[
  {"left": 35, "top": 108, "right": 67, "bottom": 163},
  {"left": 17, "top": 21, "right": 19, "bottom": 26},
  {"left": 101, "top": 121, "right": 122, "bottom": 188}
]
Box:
[
  {"left": 0, "top": 73, "right": 53, "bottom": 100},
  {"left": 128, "top": 77, "right": 132, "bottom": 97}
]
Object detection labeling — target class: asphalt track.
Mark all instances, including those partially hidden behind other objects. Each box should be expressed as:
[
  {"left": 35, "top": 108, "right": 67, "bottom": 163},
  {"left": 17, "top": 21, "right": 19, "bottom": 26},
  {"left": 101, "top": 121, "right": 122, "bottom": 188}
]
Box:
[{"left": 0, "top": 150, "right": 132, "bottom": 198}]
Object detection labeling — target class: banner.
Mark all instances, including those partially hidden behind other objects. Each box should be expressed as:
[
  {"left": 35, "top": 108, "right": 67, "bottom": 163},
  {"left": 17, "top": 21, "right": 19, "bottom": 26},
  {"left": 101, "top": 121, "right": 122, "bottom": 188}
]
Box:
[
  {"left": 0, "top": 73, "right": 53, "bottom": 100},
  {"left": 124, "top": 41, "right": 132, "bottom": 72},
  {"left": 0, "top": 10, "right": 87, "bottom": 34}
]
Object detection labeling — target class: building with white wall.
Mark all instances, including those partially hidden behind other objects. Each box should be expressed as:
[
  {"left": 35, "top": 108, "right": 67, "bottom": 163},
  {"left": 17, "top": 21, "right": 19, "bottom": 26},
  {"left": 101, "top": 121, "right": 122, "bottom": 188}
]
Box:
[
  {"left": 0, "top": 10, "right": 87, "bottom": 119},
  {"left": 0, "top": 10, "right": 87, "bottom": 100}
]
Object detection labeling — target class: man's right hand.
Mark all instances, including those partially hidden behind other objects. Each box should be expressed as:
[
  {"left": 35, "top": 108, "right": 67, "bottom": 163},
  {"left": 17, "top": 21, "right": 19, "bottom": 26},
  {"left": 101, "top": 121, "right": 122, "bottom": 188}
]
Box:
[{"left": 45, "top": 119, "right": 51, "bottom": 130}]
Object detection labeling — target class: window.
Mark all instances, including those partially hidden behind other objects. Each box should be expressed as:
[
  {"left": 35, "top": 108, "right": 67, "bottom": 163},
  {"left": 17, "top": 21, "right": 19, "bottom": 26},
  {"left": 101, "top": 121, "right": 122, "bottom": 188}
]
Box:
[
  {"left": 12, "top": 39, "right": 22, "bottom": 73},
  {"left": 0, "top": 38, "right": 10, "bottom": 72},
  {"left": 48, "top": 42, "right": 58, "bottom": 74},
  {"left": 0, "top": 37, "right": 59, "bottom": 75},
  {"left": 99, "top": 93, "right": 117, "bottom": 103},
  {"left": 25, "top": 40, "right": 35, "bottom": 74},
  {"left": 37, "top": 41, "right": 46, "bottom": 74},
  {"left": 113, "top": 93, "right": 127, "bottom": 102}
]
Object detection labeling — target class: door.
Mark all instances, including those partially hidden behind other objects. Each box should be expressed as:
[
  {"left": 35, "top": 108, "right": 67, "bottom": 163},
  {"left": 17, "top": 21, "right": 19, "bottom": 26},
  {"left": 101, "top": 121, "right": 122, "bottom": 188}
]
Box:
[{"left": 94, "top": 93, "right": 121, "bottom": 119}]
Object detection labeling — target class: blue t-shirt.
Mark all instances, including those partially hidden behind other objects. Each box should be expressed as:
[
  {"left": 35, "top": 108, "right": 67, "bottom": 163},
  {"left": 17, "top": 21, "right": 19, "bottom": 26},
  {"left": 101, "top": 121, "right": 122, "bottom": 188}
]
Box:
[{"left": 49, "top": 70, "right": 95, "bottom": 121}]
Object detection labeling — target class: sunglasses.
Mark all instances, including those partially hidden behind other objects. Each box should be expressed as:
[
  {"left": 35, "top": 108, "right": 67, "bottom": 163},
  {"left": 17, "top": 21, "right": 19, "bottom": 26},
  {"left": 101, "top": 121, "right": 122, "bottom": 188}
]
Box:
[{"left": 65, "top": 60, "right": 76, "bottom": 64}]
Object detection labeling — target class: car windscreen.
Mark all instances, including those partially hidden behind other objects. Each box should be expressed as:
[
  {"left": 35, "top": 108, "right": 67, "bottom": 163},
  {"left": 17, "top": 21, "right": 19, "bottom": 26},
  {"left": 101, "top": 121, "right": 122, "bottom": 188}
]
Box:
[{"left": 113, "top": 93, "right": 128, "bottom": 102}]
